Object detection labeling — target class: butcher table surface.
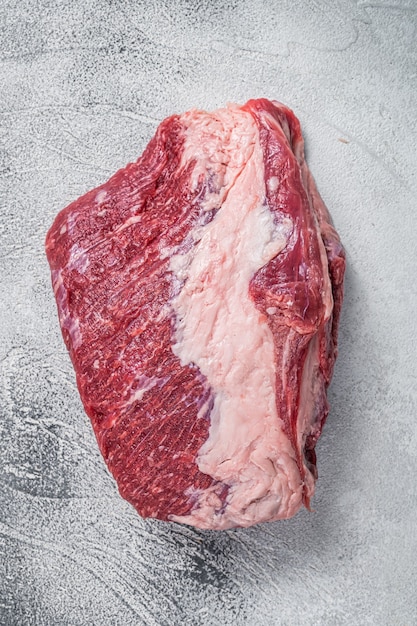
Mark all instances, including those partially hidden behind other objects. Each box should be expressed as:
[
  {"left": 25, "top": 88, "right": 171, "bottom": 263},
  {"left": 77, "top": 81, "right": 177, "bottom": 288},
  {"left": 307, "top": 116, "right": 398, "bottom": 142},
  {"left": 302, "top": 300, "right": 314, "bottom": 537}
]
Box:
[{"left": 0, "top": 1, "right": 416, "bottom": 624}]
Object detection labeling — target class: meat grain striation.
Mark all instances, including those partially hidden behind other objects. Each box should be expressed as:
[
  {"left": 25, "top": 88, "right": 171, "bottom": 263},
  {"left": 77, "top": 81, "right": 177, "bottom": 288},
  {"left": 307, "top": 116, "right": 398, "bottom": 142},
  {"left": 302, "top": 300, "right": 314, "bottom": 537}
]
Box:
[{"left": 45, "top": 99, "right": 345, "bottom": 530}]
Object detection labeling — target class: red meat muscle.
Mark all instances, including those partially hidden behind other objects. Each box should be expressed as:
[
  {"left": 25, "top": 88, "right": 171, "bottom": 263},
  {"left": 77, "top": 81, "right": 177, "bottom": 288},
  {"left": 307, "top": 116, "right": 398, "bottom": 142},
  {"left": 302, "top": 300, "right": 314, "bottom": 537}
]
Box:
[{"left": 45, "top": 99, "right": 345, "bottom": 529}]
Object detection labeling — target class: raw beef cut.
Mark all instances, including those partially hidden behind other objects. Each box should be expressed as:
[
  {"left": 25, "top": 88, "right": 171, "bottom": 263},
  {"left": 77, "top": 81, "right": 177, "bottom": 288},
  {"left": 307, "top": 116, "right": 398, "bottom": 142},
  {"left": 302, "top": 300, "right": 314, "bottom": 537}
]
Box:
[{"left": 45, "top": 99, "right": 345, "bottom": 530}]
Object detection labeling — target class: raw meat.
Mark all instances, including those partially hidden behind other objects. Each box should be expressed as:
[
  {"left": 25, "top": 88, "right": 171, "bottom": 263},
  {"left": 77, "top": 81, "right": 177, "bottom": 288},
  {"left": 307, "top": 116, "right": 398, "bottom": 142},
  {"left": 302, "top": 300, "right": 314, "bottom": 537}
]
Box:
[{"left": 45, "top": 99, "right": 345, "bottom": 530}]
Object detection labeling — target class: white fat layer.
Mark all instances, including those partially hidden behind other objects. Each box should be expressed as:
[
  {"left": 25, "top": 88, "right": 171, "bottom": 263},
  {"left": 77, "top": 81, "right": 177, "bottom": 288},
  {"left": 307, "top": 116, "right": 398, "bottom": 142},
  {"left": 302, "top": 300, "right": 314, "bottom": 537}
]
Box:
[{"left": 169, "top": 106, "right": 303, "bottom": 529}]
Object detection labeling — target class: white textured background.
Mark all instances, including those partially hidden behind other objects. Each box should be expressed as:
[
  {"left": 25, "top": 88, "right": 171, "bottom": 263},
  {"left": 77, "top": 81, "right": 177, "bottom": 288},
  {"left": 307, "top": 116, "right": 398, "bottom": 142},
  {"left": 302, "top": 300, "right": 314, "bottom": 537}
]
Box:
[{"left": 1, "top": 1, "right": 416, "bottom": 624}]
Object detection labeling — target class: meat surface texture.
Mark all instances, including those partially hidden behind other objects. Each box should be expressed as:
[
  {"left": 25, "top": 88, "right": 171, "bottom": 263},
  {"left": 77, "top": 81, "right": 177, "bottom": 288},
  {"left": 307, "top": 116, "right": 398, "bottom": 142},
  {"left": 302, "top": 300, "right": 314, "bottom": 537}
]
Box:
[{"left": 45, "top": 99, "right": 345, "bottom": 530}]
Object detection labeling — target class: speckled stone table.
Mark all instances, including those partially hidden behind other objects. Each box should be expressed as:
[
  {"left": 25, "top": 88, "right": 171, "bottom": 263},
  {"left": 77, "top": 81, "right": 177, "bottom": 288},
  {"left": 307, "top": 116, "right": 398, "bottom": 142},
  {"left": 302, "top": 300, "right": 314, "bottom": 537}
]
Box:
[{"left": 1, "top": 1, "right": 416, "bottom": 624}]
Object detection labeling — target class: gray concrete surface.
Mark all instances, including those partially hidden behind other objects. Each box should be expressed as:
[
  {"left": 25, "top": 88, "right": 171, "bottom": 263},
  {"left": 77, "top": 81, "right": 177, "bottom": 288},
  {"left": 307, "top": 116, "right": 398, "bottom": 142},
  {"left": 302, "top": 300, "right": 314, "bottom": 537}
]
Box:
[{"left": 1, "top": 1, "right": 416, "bottom": 624}]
